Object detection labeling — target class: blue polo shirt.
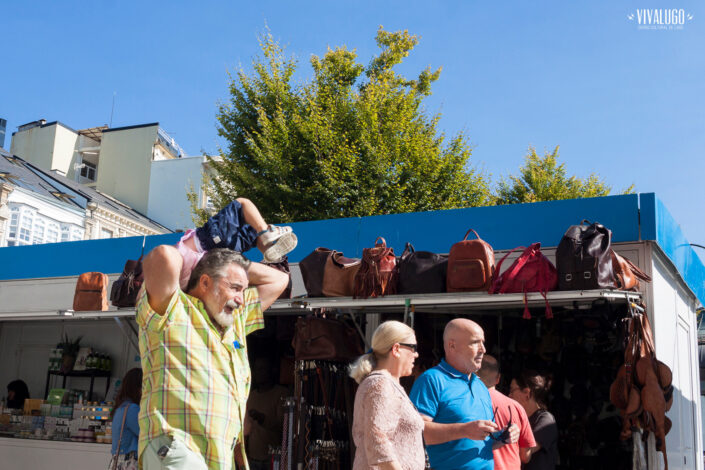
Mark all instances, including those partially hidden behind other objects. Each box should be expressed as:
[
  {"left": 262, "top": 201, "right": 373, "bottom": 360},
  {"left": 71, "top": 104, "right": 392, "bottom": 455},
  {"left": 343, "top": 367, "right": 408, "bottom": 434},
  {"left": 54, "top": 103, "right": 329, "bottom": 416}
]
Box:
[{"left": 410, "top": 359, "right": 494, "bottom": 470}]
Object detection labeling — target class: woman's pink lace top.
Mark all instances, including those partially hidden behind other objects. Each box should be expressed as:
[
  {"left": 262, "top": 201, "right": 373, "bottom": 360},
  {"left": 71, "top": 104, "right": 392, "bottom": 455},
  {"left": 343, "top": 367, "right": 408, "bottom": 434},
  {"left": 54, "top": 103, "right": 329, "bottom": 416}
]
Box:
[{"left": 352, "top": 370, "right": 425, "bottom": 470}]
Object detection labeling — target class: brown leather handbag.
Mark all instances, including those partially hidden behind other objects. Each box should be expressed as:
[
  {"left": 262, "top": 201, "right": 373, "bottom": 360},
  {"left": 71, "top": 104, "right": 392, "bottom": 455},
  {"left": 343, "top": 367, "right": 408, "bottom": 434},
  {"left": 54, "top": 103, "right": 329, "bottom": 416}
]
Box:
[
  {"left": 353, "top": 237, "right": 398, "bottom": 298},
  {"left": 610, "top": 250, "right": 651, "bottom": 291},
  {"left": 299, "top": 248, "right": 333, "bottom": 297},
  {"left": 322, "top": 252, "right": 361, "bottom": 297},
  {"left": 446, "top": 229, "right": 495, "bottom": 292},
  {"left": 292, "top": 316, "right": 363, "bottom": 362},
  {"left": 73, "top": 272, "right": 109, "bottom": 311}
]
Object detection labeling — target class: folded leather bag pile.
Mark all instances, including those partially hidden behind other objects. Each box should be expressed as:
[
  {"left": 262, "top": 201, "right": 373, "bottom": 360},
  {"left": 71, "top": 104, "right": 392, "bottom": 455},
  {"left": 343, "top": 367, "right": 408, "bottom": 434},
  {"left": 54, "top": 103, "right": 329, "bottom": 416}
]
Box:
[{"left": 609, "top": 302, "right": 673, "bottom": 469}]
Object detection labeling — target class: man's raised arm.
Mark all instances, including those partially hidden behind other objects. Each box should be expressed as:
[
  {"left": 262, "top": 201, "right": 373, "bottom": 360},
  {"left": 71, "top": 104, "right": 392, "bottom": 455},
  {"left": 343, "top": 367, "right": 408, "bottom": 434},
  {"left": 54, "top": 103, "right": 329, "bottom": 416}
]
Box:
[{"left": 142, "top": 245, "right": 183, "bottom": 315}]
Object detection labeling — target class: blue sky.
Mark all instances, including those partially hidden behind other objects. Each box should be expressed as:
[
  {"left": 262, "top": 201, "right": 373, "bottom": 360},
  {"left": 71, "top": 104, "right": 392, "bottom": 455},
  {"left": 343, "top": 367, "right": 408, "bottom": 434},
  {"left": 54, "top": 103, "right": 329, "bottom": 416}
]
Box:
[{"left": 3, "top": 1, "right": 704, "bottom": 248}]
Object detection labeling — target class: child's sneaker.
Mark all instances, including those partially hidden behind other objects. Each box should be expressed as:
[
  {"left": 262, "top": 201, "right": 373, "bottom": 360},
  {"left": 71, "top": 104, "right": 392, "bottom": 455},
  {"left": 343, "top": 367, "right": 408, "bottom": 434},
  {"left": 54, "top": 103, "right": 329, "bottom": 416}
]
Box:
[{"left": 259, "top": 225, "right": 297, "bottom": 263}]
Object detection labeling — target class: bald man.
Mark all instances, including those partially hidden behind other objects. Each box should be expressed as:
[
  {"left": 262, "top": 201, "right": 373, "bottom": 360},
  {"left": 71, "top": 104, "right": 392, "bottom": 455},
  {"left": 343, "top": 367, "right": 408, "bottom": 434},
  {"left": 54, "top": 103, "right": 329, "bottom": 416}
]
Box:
[
  {"left": 477, "top": 355, "right": 536, "bottom": 469},
  {"left": 410, "top": 319, "right": 519, "bottom": 470}
]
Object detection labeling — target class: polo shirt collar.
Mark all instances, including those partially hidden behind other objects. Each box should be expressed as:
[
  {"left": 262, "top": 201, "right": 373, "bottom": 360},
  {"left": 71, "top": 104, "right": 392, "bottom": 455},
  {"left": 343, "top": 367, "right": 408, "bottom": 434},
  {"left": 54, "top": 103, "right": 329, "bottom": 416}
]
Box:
[{"left": 438, "top": 358, "right": 475, "bottom": 383}]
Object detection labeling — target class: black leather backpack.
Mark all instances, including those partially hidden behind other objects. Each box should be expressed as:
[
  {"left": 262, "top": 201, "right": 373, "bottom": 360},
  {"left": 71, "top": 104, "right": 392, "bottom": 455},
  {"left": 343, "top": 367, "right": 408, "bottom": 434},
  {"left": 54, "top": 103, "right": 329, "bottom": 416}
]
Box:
[{"left": 556, "top": 220, "right": 616, "bottom": 290}]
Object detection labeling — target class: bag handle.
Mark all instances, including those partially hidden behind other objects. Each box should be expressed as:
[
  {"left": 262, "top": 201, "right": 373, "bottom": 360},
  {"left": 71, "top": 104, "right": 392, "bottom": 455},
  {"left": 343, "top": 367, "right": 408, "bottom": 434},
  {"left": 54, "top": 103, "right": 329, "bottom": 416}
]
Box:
[
  {"left": 374, "top": 237, "right": 387, "bottom": 247},
  {"left": 139, "top": 235, "right": 146, "bottom": 258},
  {"left": 463, "top": 229, "right": 481, "bottom": 241},
  {"left": 401, "top": 242, "right": 415, "bottom": 260},
  {"left": 112, "top": 403, "right": 129, "bottom": 469},
  {"left": 490, "top": 246, "right": 526, "bottom": 293}
]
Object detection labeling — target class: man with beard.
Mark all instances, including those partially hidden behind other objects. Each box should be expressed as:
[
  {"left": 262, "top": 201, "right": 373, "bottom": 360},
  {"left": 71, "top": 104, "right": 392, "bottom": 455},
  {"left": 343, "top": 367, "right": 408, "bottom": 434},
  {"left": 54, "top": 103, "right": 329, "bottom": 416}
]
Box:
[
  {"left": 410, "top": 319, "right": 520, "bottom": 470},
  {"left": 136, "top": 243, "right": 288, "bottom": 470}
]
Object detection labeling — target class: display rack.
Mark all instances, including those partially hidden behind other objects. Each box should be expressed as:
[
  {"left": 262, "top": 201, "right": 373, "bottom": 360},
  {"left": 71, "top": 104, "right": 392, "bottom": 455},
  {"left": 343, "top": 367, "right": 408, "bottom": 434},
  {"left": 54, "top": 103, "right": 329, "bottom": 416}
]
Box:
[{"left": 43, "top": 369, "right": 111, "bottom": 402}]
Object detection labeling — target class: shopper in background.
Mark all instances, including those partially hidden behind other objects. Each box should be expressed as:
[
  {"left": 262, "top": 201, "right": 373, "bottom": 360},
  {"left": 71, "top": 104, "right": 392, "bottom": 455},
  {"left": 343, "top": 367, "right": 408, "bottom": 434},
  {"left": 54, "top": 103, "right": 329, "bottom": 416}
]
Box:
[
  {"left": 409, "top": 318, "right": 519, "bottom": 470},
  {"left": 477, "top": 355, "right": 536, "bottom": 469},
  {"left": 509, "top": 371, "right": 558, "bottom": 470},
  {"left": 6, "top": 379, "right": 30, "bottom": 409},
  {"left": 109, "top": 368, "right": 142, "bottom": 470},
  {"left": 349, "top": 320, "right": 426, "bottom": 470},
  {"left": 138, "top": 229, "right": 288, "bottom": 470}
]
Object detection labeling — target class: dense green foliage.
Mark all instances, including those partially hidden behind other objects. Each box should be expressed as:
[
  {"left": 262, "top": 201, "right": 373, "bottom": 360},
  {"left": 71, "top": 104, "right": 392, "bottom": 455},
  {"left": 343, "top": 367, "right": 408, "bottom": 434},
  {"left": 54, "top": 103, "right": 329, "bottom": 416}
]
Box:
[
  {"left": 494, "top": 146, "right": 633, "bottom": 205},
  {"left": 191, "top": 28, "right": 629, "bottom": 226},
  {"left": 202, "top": 27, "right": 490, "bottom": 224}
]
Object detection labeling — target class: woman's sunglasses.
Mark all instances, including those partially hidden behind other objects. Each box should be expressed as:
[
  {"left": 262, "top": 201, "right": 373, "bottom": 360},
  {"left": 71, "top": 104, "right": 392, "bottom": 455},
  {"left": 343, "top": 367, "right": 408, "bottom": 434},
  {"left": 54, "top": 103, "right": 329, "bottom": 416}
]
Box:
[{"left": 398, "top": 343, "right": 418, "bottom": 353}]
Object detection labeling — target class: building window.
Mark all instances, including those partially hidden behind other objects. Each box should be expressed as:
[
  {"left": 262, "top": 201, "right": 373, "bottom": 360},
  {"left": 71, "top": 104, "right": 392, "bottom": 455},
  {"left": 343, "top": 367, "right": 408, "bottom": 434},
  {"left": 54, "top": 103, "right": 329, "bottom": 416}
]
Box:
[
  {"left": 33, "top": 219, "right": 45, "bottom": 244},
  {"left": 8, "top": 208, "right": 19, "bottom": 238},
  {"left": 19, "top": 211, "right": 32, "bottom": 243},
  {"left": 100, "top": 228, "right": 113, "bottom": 239},
  {"left": 71, "top": 227, "right": 84, "bottom": 241},
  {"left": 80, "top": 161, "right": 97, "bottom": 181},
  {"left": 61, "top": 225, "right": 70, "bottom": 242},
  {"left": 46, "top": 223, "right": 59, "bottom": 243}
]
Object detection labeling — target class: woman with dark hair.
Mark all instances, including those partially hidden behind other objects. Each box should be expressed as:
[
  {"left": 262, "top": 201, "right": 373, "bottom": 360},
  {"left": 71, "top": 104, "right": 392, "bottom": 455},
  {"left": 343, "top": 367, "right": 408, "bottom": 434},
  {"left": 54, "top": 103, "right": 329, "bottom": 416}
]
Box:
[
  {"left": 510, "top": 371, "right": 558, "bottom": 470},
  {"left": 110, "top": 368, "right": 142, "bottom": 470},
  {"left": 6, "top": 380, "right": 30, "bottom": 409}
]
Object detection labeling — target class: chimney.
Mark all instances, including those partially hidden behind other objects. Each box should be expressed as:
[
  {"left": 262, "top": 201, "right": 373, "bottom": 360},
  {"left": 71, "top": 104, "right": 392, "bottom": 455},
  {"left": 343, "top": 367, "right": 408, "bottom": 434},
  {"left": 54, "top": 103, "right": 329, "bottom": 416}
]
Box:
[{"left": 0, "top": 118, "right": 6, "bottom": 149}]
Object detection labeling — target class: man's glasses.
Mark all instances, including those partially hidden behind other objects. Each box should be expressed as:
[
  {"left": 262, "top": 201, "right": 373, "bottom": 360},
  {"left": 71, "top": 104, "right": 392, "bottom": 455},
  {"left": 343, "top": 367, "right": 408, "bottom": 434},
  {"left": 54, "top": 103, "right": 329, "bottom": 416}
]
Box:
[
  {"left": 488, "top": 406, "right": 513, "bottom": 443},
  {"left": 398, "top": 343, "right": 418, "bottom": 353}
]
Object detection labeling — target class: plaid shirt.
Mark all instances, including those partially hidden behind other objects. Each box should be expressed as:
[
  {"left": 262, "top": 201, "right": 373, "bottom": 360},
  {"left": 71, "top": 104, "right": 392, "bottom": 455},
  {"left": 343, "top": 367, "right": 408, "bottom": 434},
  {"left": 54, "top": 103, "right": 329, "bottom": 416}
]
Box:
[{"left": 136, "top": 286, "right": 263, "bottom": 470}]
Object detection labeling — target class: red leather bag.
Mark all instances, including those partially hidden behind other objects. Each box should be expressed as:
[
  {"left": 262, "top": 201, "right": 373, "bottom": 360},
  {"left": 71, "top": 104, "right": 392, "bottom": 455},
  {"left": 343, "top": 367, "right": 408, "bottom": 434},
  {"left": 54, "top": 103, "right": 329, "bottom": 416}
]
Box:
[
  {"left": 447, "top": 229, "right": 495, "bottom": 292},
  {"left": 490, "top": 243, "right": 558, "bottom": 319},
  {"left": 353, "top": 237, "right": 398, "bottom": 298}
]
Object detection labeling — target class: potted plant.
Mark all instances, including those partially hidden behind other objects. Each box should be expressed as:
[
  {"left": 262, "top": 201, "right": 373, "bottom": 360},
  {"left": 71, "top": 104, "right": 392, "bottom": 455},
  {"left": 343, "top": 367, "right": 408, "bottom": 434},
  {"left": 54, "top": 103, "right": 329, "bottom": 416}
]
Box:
[{"left": 58, "top": 334, "right": 82, "bottom": 374}]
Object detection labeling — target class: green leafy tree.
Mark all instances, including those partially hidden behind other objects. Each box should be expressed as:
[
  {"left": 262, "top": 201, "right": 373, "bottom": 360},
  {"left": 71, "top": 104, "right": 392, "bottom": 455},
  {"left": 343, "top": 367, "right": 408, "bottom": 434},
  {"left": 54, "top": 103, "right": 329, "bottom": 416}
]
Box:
[
  {"left": 202, "top": 27, "right": 490, "bottom": 224},
  {"left": 494, "top": 146, "right": 633, "bottom": 205}
]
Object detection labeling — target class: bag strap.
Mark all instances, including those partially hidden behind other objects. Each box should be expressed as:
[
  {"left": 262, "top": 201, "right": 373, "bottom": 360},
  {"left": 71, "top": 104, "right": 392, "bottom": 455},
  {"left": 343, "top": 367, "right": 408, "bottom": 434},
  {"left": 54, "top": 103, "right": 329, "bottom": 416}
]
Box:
[
  {"left": 401, "top": 243, "right": 414, "bottom": 261},
  {"left": 490, "top": 246, "right": 526, "bottom": 293},
  {"left": 463, "top": 229, "right": 481, "bottom": 241},
  {"left": 112, "top": 403, "right": 129, "bottom": 468}
]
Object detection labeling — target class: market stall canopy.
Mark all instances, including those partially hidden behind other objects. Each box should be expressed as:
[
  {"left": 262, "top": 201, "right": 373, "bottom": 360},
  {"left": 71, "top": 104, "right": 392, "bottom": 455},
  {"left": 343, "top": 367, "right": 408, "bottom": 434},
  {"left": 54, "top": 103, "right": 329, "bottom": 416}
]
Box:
[{"left": 0, "top": 192, "right": 703, "bottom": 306}]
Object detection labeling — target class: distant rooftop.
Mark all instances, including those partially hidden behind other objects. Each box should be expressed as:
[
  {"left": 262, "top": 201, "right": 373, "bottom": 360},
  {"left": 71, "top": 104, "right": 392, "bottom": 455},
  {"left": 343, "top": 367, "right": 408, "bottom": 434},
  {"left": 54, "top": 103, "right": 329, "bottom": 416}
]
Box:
[{"left": 0, "top": 148, "right": 171, "bottom": 233}]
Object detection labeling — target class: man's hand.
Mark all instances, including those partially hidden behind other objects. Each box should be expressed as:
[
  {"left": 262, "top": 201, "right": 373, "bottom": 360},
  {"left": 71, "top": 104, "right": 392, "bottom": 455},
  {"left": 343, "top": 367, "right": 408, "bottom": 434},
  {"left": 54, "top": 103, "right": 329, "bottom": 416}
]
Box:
[
  {"left": 507, "top": 423, "right": 520, "bottom": 444},
  {"left": 463, "top": 420, "right": 498, "bottom": 440}
]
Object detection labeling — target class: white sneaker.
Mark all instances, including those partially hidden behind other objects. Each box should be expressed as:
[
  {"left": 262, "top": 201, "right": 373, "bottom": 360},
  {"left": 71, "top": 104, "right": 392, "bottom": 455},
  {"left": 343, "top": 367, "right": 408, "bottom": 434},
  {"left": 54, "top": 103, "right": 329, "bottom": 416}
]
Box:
[{"left": 260, "top": 225, "right": 298, "bottom": 263}]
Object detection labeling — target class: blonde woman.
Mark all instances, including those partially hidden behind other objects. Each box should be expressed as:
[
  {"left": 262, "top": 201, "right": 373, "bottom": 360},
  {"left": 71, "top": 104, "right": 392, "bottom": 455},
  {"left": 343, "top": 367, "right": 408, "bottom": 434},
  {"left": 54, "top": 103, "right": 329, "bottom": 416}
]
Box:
[{"left": 349, "top": 320, "right": 425, "bottom": 470}]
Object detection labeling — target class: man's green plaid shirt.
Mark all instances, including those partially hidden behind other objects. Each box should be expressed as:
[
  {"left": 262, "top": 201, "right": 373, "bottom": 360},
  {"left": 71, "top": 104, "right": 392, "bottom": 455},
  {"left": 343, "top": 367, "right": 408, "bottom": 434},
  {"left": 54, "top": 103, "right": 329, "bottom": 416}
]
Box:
[{"left": 136, "top": 286, "right": 263, "bottom": 469}]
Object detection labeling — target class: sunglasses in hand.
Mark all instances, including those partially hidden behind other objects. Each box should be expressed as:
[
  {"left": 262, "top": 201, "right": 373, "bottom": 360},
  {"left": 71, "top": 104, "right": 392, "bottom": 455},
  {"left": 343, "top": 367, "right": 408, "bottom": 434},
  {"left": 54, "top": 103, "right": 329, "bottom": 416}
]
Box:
[{"left": 488, "top": 406, "right": 513, "bottom": 444}]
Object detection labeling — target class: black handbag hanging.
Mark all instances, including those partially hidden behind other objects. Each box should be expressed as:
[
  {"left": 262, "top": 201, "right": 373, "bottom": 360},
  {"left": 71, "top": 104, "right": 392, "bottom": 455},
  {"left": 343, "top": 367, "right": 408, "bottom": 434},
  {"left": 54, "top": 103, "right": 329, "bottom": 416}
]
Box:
[
  {"left": 397, "top": 242, "right": 448, "bottom": 294},
  {"left": 110, "top": 236, "right": 146, "bottom": 308}
]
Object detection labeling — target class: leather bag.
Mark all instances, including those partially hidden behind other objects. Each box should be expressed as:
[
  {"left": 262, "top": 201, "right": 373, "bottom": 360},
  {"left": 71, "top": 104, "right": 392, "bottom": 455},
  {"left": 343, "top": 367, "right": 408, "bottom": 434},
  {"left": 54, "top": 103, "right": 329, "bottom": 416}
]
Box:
[
  {"left": 489, "top": 242, "right": 558, "bottom": 319},
  {"left": 292, "top": 316, "right": 364, "bottom": 362},
  {"left": 110, "top": 237, "right": 146, "bottom": 308},
  {"left": 556, "top": 220, "right": 616, "bottom": 290},
  {"left": 353, "top": 237, "right": 398, "bottom": 299},
  {"left": 73, "top": 272, "right": 109, "bottom": 311},
  {"left": 299, "top": 248, "right": 333, "bottom": 297},
  {"left": 446, "top": 229, "right": 495, "bottom": 292},
  {"left": 397, "top": 243, "right": 448, "bottom": 294},
  {"left": 610, "top": 250, "right": 651, "bottom": 291},
  {"left": 322, "top": 252, "right": 361, "bottom": 297}
]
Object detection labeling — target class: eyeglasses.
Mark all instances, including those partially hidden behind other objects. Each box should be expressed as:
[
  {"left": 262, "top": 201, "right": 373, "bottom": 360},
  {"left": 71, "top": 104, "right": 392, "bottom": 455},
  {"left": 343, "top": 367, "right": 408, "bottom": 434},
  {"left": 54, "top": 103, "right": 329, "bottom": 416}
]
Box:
[
  {"left": 488, "top": 406, "right": 513, "bottom": 443},
  {"left": 398, "top": 343, "right": 418, "bottom": 353}
]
